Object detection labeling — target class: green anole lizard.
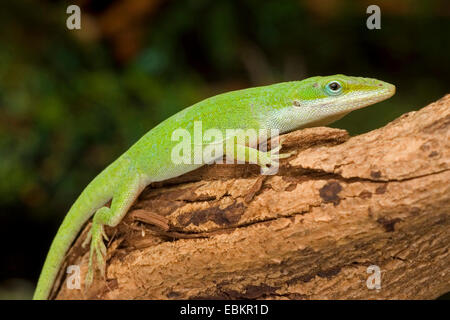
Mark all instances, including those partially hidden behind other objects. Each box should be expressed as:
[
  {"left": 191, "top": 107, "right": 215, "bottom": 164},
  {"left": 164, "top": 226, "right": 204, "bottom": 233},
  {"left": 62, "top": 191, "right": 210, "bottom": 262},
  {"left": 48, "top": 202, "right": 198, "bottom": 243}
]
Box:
[{"left": 33, "top": 74, "right": 395, "bottom": 299}]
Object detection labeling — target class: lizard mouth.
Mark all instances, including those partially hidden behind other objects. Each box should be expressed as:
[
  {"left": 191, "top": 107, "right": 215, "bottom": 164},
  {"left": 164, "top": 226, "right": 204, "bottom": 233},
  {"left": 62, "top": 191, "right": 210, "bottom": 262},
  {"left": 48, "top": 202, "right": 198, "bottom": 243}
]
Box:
[{"left": 344, "top": 83, "right": 396, "bottom": 111}]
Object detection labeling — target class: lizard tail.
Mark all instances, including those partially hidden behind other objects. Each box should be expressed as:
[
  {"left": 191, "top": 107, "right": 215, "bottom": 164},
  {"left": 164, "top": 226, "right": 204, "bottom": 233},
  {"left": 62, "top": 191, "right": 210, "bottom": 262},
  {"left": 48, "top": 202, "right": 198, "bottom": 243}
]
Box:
[{"left": 33, "top": 170, "right": 114, "bottom": 300}]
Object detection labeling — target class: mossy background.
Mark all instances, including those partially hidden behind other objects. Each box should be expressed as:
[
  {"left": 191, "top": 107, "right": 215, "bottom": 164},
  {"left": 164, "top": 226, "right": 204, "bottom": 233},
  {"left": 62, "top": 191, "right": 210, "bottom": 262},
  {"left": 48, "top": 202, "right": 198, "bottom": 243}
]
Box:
[{"left": 0, "top": 0, "right": 449, "bottom": 299}]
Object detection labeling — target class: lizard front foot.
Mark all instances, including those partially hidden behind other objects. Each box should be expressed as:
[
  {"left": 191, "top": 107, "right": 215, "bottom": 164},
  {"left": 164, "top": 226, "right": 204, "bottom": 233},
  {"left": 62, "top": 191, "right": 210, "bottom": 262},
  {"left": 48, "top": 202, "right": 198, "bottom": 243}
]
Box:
[{"left": 258, "top": 143, "right": 294, "bottom": 175}]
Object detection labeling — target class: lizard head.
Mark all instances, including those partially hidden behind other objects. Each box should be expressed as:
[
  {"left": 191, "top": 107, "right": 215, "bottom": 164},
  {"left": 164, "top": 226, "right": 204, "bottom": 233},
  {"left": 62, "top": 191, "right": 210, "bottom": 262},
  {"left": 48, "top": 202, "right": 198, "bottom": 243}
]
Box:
[
  {"left": 267, "top": 74, "right": 396, "bottom": 132},
  {"left": 289, "top": 74, "right": 396, "bottom": 128}
]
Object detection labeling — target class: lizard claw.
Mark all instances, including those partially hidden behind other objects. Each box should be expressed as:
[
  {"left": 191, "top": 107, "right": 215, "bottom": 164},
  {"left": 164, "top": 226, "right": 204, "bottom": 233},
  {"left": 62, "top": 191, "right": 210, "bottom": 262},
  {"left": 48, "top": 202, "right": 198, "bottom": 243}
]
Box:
[
  {"left": 82, "top": 229, "right": 92, "bottom": 249},
  {"left": 277, "top": 151, "right": 295, "bottom": 159},
  {"left": 269, "top": 142, "right": 294, "bottom": 159}
]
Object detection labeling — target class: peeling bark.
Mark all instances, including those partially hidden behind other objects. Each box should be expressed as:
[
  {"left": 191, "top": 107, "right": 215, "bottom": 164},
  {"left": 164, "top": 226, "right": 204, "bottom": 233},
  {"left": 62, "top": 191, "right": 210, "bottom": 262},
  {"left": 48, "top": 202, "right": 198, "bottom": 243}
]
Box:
[{"left": 55, "top": 95, "right": 450, "bottom": 300}]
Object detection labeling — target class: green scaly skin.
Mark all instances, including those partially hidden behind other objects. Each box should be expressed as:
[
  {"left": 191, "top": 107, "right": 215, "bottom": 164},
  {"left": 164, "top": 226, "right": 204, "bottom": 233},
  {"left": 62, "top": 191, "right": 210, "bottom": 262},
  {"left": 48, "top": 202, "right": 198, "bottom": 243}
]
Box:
[{"left": 33, "top": 74, "right": 395, "bottom": 299}]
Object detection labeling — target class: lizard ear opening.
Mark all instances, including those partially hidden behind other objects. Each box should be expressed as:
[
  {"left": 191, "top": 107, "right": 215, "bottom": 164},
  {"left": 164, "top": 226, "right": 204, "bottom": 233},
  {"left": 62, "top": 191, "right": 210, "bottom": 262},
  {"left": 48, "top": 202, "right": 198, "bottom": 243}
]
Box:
[{"left": 292, "top": 100, "right": 302, "bottom": 108}]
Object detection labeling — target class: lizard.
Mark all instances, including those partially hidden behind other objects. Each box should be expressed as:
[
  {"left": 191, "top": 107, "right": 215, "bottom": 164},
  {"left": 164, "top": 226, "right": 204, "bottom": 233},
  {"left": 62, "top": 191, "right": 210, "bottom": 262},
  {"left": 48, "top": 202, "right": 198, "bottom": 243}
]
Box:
[{"left": 33, "top": 74, "right": 395, "bottom": 299}]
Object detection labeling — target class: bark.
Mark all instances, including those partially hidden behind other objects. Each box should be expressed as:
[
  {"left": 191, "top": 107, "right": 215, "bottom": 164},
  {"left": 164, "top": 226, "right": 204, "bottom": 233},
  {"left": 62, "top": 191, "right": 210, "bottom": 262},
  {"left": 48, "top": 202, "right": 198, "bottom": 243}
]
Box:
[{"left": 55, "top": 95, "right": 450, "bottom": 300}]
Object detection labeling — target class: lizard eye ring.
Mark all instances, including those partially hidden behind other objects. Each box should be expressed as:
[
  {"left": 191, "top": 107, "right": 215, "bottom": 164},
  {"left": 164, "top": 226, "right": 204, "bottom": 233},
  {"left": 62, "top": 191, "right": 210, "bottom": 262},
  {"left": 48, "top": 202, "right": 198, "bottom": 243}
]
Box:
[{"left": 325, "top": 81, "right": 343, "bottom": 95}]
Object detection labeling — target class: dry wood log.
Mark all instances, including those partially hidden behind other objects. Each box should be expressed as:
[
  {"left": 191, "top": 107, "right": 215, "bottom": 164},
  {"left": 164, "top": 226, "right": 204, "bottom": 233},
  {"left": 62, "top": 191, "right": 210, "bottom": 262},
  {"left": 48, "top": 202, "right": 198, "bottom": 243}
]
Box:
[{"left": 55, "top": 95, "right": 450, "bottom": 300}]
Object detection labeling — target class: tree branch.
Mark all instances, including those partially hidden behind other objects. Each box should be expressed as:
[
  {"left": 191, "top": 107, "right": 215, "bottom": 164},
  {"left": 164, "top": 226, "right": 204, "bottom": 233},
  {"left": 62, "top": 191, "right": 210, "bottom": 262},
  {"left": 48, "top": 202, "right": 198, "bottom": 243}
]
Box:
[{"left": 55, "top": 95, "right": 450, "bottom": 299}]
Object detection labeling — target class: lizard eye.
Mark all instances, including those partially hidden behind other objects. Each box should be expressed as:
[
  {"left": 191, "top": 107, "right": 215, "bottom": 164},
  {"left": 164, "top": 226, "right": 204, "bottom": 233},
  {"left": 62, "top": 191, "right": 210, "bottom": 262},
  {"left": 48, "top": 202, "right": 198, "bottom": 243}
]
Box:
[{"left": 325, "top": 81, "right": 343, "bottom": 95}]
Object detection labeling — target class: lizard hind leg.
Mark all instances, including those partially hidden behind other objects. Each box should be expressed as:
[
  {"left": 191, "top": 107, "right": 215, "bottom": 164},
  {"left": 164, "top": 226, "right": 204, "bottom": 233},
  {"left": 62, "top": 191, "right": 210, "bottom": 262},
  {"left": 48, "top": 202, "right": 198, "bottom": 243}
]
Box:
[{"left": 83, "top": 170, "right": 144, "bottom": 289}]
